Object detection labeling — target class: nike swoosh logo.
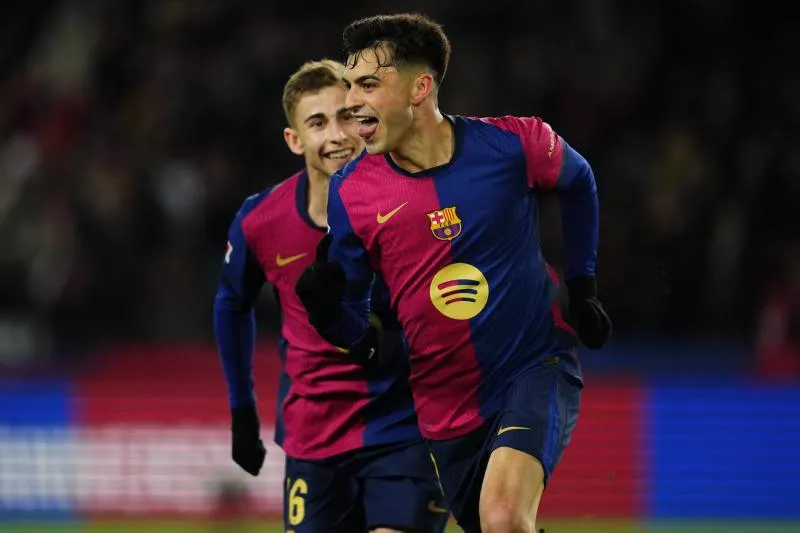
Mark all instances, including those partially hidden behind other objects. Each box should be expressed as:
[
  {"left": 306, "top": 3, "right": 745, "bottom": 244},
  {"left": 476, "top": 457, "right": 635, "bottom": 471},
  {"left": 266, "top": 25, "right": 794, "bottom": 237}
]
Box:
[
  {"left": 427, "top": 500, "right": 448, "bottom": 514},
  {"left": 497, "top": 426, "right": 531, "bottom": 436},
  {"left": 376, "top": 201, "right": 409, "bottom": 224},
  {"left": 275, "top": 252, "right": 308, "bottom": 267}
]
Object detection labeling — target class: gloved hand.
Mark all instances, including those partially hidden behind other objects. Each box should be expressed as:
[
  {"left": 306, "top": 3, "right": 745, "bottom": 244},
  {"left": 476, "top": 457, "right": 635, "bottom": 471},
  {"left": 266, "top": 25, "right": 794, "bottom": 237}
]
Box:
[
  {"left": 348, "top": 314, "right": 406, "bottom": 368},
  {"left": 296, "top": 234, "right": 406, "bottom": 367},
  {"left": 231, "top": 404, "right": 266, "bottom": 476},
  {"left": 295, "top": 233, "right": 346, "bottom": 328},
  {"left": 566, "top": 275, "right": 612, "bottom": 350}
]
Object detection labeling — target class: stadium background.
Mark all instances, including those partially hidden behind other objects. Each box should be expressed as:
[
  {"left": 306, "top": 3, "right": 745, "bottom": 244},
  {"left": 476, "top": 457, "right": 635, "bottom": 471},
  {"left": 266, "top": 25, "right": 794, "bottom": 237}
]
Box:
[{"left": 1, "top": 0, "right": 799, "bottom": 532}]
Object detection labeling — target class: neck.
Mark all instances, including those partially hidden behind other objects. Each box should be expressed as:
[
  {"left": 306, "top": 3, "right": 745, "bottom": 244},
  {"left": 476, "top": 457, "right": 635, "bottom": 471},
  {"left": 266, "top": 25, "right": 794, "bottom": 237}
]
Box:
[
  {"left": 390, "top": 107, "right": 453, "bottom": 173},
  {"left": 306, "top": 166, "right": 330, "bottom": 228}
]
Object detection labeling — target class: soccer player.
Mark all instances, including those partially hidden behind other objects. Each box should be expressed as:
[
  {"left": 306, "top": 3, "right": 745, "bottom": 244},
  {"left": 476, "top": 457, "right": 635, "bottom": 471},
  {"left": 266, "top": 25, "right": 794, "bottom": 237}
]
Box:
[
  {"left": 295, "top": 15, "right": 612, "bottom": 533},
  {"left": 214, "top": 59, "right": 448, "bottom": 533}
]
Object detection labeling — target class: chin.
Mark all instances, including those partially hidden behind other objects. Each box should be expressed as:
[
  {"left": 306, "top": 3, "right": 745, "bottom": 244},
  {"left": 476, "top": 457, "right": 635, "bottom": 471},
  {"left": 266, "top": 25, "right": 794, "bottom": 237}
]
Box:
[
  {"left": 325, "top": 162, "right": 348, "bottom": 176},
  {"left": 364, "top": 140, "right": 388, "bottom": 155}
]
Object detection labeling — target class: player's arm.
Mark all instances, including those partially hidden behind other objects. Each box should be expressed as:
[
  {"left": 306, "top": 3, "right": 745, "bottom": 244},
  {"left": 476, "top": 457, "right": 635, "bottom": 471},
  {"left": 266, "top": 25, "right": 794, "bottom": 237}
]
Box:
[
  {"left": 296, "top": 177, "right": 373, "bottom": 350},
  {"left": 488, "top": 116, "right": 597, "bottom": 278},
  {"left": 213, "top": 203, "right": 267, "bottom": 475},
  {"left": 494, "top": 116, "right": 611, "bottom": 348},
  {"left": 534, "top": 128, "right": 599, "bottom": 283},
  {"left": 214, "top": 207, "right": 265, "bottom": 409}
]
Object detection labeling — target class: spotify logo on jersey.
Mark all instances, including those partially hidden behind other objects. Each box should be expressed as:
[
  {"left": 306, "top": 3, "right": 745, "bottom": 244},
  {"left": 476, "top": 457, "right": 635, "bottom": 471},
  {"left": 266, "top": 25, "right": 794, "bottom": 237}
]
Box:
[{"left": 429, "top": 263, "right": 489, "bottom": 320}]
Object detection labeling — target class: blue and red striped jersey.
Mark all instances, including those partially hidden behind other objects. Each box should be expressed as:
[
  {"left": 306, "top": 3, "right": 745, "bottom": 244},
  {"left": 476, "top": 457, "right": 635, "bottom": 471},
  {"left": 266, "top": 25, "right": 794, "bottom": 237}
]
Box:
[
  {"left": 319, "top": 115, "right": 598, "bottom": 440},
  {"left": 214, "top": 170, "right": 420, "bottom": 459}
]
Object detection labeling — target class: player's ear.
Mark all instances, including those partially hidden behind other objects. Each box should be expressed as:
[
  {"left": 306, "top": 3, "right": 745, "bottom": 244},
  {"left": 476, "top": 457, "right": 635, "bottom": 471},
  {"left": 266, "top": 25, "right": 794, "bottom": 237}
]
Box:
[
  {"left": 410, "top": 71, "right": 435, "bottom": 106},
  {"left": 283, "top": 127, "right": 304, "bottom": 156}
]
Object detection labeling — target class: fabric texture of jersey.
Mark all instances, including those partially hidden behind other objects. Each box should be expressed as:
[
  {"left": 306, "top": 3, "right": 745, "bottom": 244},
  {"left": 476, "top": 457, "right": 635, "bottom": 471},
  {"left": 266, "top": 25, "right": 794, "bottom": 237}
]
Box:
[
  {"left": 215, "top": 170, "right": 420, "bottom": 459},
  {"left": 323, "top": 115, "right": 596, "bottom": 440}
]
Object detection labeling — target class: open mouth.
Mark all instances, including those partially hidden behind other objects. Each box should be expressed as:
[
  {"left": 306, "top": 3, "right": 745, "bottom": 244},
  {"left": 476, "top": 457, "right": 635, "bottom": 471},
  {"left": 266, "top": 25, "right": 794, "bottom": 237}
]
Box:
[
  {"left": 355, "top": 116, "right": 379, "bottom": 140},
  {"left": 324, "top": 148, "right": 355, "bottom": 160}
]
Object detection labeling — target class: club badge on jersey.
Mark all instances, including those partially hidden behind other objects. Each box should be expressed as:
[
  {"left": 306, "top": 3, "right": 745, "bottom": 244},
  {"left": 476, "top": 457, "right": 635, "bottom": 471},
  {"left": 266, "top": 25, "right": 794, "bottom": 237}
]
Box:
[{"left": 427, "top": 206, "right": 462, "bottom": 241}]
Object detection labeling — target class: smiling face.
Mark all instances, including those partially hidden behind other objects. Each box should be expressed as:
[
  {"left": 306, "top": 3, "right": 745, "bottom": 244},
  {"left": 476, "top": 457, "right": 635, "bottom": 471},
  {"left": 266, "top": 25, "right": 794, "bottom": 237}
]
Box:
[
  {"left": 284, "top": 83, "right": 362, "bottom": 179},
  {"left": 340, "top": 14, "right": 453, "bottom": 154},
  {"left": 343, "top": 46, "right": 422, "bottom": 155}
]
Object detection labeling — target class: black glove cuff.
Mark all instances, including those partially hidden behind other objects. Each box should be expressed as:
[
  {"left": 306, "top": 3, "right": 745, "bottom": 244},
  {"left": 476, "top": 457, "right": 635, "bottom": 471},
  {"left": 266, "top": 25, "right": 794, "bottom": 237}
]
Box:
[
  {"left": 231, "top": 404, "right": 259, "bottom": 428},
  {"left": 566, "top": 275, "right": 597, "bottom": 301}
]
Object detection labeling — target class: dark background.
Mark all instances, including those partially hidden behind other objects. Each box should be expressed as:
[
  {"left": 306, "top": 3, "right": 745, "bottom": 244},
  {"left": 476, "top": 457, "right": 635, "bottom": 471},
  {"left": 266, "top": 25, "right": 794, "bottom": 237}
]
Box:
[{"left": 0, "top": 0, "right": 798, "bottom": 370}]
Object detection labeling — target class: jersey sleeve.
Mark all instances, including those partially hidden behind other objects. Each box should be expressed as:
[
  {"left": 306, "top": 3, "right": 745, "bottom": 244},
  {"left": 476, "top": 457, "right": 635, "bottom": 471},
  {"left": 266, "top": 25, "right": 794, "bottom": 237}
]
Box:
[
  {"left": 213, "top": 202, "right": 266, "bottom": 408},
  {"left": 484, "top": 115, "right": 600, "bottom": 279},
  {"left": 316, "top": 176, "right": 373, "bottom": 348},
  {"left": 482, "top": 115, "right": 564, "bottom": 190},
  {"left": 557, "top": 141, "right": 599, "bottom": 279}
]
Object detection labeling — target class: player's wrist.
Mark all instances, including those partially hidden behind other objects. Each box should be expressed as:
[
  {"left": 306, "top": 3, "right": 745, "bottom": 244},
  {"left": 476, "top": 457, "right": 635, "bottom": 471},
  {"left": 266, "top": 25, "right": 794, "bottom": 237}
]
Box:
[
  {"left": 231, "top": 403, "right": 260, "bottom": 427},
  {"left": 566, "top": 275, "right": 597, "bottom": 302}
]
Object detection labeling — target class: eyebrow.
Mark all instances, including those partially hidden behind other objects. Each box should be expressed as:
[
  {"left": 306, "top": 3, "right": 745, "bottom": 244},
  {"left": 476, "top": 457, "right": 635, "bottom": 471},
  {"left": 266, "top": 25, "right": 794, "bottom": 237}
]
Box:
[
  {"left": 343, "top": 74, "right": 380, "bottom": 88},
  {"left": 355, "top": 74, "right": 380, "bottom": 84},
  {"left": 303, "top": 112, "right": 325, "bottom": 124}
]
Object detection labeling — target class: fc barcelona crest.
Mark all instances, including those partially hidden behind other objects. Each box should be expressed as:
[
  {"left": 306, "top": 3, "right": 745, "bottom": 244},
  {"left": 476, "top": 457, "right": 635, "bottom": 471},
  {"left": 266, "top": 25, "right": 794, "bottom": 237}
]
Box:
[{"left": 427, "top": 206, "right": 462, "bottom": 241}]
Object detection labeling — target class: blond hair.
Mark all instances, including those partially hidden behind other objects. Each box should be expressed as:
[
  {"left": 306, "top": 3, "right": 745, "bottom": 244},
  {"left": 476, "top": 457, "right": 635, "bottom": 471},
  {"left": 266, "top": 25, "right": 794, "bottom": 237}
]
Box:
[{"left": 282, "top": 59, "right": 345, "bottom": 126}]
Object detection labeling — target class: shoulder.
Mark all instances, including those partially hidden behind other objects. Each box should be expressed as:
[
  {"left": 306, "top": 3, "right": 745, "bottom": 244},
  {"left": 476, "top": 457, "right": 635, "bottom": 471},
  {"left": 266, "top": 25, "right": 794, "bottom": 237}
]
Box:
[
  {"left": 330, "top": 149, "right": 387, "bottom": 194},
  {"left": 238, "top": 172, "right": 300, "bottom": 220},
  {"left": 460, "top": 114, "right": 548, "bottom": 137},
  {"left": 457, "top": 114, "right": 556, "bottom": 156},
  {"left": 232, "top": 172, "right": 303, "bottom": 243},
  {"left": 457, "top": 115, "right": 529, "bottom": 152}
]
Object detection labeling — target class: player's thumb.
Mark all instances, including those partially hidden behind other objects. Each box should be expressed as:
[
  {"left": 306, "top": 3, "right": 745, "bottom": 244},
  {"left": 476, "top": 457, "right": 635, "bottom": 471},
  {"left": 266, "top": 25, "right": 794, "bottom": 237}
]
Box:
[{"left": 315, "top": 233, "right": 333, "bottom": 263}]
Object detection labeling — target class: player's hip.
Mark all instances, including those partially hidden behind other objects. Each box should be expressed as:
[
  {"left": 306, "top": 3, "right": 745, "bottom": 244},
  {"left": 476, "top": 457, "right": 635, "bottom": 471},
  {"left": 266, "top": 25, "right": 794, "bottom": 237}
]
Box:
[
  {"left": 463, "top": 363, "right": 582, "bottom": 456},
  {"left": 425, "top": 365, "right": 582, "bottom": 527},
  {"left": 409, "top": 347, "right": 582, "bottom": 434},
  {"left": 493, "top": 363, "right": 583, "bottom": 476},
  {"left": 416, "top": 362, "right": 582, "bottom": 444}
]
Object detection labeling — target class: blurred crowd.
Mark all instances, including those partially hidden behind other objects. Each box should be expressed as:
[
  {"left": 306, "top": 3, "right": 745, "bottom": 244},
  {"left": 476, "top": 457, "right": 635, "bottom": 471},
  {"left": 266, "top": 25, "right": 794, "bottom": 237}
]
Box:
[{"left": 0, "top": 0, "right": 797, "bottom": 365}]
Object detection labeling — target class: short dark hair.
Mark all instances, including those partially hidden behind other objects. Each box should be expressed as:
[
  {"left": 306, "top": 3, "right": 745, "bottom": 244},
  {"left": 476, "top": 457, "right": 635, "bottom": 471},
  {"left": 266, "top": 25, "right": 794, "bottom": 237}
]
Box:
[
  {"left": 342, "top": 13, "right": 451, "bottom": 85},
  {"left": 282, "top": 59, "right": 345, "bottom": 126}
]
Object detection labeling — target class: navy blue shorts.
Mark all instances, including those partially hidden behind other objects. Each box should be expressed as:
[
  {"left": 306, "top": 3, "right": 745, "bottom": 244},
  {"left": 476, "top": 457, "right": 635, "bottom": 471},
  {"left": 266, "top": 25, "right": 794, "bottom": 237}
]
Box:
[
  {"left": 283, "top": 439, "right": 448, "bottom": 533},
  {"left": 426, "top": 363, "right": 582, "bottom": 533}
]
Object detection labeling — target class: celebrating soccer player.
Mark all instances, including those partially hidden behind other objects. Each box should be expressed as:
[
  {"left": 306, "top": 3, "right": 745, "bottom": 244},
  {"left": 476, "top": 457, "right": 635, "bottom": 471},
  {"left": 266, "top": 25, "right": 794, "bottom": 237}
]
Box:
[
  {"left": 295, "top": 15, "right": 612, "bottom": 533},
  {"left": 214, "top": 59, "right": 448, "bottom": 533}
]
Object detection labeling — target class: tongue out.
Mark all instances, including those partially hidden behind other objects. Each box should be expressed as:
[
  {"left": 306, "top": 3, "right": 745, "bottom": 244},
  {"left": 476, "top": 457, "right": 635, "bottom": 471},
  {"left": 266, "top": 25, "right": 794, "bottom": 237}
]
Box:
[{"left": 358, "top": 120, "right": 378, "bottom": 141}]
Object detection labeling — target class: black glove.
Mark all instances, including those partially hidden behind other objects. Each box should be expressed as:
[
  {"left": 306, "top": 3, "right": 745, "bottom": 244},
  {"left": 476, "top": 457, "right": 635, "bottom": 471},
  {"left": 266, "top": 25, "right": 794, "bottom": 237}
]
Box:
[
  {"left": 348, "top": 314, "right": 406, "bottom": 368},
  {"left": 566, "top": 275, "right": 612, "bottom": 350},
  {"left": 295, "top": 233, "right": 346, "bottom": 328},
  {"left": 231, "top": 404, "right": 266, "bottom": 476}
]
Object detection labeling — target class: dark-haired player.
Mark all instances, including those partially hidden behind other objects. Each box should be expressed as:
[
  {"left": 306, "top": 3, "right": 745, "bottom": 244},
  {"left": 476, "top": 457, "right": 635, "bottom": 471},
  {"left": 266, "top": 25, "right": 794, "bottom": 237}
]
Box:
[
  {"left": 214, "top": 59, "right": 447, "bottom": 533},
  {"left": 296, "top": 14, "right": 611, "bottom": 533}
]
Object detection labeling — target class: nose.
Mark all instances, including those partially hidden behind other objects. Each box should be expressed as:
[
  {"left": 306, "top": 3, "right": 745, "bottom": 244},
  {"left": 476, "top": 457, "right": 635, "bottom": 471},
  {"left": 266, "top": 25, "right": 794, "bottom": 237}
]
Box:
[
  {"left": 345, "top": 85, "right": 362, "bottom": 113},
  {"left": 328, "top": 119, "right": 348, "bottom": 141}
]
